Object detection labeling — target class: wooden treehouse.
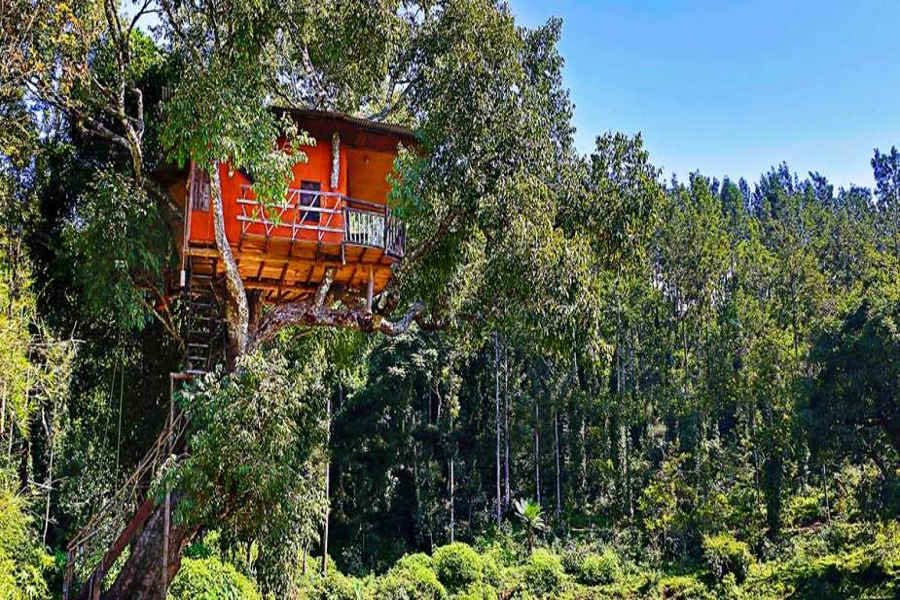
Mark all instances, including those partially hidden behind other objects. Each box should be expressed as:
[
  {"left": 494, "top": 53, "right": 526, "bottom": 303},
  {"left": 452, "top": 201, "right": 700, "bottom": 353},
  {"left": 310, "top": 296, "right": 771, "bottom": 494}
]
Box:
[
  {"left": 161, "top": 109, "right": 416, "bottom": 370},
  {"left": 62, "top": 112, "right": 416, "bottom": 599}
]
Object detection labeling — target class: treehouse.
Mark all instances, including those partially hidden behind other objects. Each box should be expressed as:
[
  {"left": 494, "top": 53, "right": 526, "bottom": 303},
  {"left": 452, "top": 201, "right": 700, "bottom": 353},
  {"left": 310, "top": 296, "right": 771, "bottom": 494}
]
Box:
[{"left": 165, "top": 109, "right": 415, "bottom": 304}]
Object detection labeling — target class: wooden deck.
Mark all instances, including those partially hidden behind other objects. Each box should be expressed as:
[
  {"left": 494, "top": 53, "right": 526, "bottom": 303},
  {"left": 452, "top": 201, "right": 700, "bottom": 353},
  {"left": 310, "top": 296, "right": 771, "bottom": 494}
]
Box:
[{"left": 186, "top": 233, "right": 399, "bottom": 303}]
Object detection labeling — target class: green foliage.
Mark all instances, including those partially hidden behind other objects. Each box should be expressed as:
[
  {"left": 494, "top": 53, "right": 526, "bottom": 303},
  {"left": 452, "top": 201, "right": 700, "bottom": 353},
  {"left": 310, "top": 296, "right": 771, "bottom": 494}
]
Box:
[
  {"left": 167, "top": 556, "right": 260, "bottom": 600},
  {"left": 396, "top": 553, "right": 435, "bottom": 572},
  {"left": 514, "top": 499, "right": 547, "bottom": 553},
  {"left": 654, "top": 575, "right": 712, "bottom": 600},
  {"left": 701, "top": 534, "right": 753, "bottom": 584},
  {"left": 5, "top": 1, "right": 900, "bottom": 598},
  {"left": 433, "top": 543, "right": 483, "bottom": 593},
  {"left": 785, "top": 490, "right": 827, "bottom": 528},
  {"left": 63, "top": 168, "right": 174, "bottom": 330},
  {"left": 372, "top": 560, "right": 448, "bottom": 600},
  {"left": 167, "top": 351, "right": 329, "bottom": 594},
  {"left": 0, "top": 474, "right": 52, "bottom": 600},
  {"left": 520, "top": 549, "right": 566, "bottom": 597},
  {"left": 578, "top": 548, "right": 622, "bottom": 586},
  {"left": 295, "top": 569, "right": 360, "bottom": 600}
]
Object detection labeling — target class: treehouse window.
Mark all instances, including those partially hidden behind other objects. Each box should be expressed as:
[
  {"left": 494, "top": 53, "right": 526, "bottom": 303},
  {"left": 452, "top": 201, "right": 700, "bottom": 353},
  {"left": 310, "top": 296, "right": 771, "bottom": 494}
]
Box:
[
  {"left": 300, "top": 180, "right": 321, "bottom": 223},
  {"left": 190, "top": 168, "right": 210, "bottom": 211}
]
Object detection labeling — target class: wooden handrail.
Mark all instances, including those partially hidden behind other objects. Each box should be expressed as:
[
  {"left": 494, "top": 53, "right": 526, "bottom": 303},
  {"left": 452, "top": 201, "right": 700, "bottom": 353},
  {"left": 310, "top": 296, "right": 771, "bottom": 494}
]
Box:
[{"left": 236, "top": 184, "right": 406, "bottom": 256}]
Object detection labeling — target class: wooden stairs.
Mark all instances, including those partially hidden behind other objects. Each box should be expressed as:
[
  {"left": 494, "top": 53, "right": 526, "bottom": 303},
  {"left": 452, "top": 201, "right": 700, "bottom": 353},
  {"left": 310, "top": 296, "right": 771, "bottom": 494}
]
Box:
[{"left": 63, "top": 258, "right": 225, "bottom": 598}]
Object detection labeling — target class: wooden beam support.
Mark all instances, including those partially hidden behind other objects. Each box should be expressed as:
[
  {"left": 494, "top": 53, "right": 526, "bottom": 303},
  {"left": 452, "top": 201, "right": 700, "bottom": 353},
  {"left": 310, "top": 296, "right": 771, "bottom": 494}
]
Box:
[{"left": 188, "top": 246, "right": 389, "bottom": 270}]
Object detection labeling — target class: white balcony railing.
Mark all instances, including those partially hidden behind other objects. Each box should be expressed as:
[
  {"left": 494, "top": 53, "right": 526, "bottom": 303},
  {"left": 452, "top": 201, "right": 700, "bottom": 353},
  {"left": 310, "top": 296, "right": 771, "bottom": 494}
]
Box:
[{"left": 235, "top": 185, "right": 405, "bottom": 257}]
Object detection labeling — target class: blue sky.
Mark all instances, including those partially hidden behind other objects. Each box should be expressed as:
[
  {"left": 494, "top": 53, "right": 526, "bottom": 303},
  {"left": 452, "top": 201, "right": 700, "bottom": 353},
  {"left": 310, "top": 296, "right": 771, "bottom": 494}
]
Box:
[{"left": 510, "top": 1, "right": 900, "bottom": 188}]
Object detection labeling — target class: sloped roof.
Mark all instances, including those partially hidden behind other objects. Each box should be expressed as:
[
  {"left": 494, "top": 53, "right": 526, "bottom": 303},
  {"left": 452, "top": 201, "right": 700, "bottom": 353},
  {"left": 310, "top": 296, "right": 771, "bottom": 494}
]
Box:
[{"left": 274, "top": 107, "right": 418, "bottom": 149}]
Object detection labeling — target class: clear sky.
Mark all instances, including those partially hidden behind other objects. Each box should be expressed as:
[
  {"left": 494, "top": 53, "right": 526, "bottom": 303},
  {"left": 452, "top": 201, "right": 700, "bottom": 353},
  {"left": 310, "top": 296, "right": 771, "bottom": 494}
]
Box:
[{"left": 509, "top": 1, "right": 900, "bottom": 188}]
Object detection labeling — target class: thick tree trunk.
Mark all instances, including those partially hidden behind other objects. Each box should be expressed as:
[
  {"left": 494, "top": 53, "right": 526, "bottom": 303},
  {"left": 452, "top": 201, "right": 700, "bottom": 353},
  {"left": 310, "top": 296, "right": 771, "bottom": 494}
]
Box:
[{"left": 81, "top": 498, "right": 198, "bottom": 600}]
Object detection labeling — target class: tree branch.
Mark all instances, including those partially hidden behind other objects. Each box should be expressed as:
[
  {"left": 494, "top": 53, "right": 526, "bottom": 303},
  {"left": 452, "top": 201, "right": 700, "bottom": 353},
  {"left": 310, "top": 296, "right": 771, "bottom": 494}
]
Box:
[{"left": 249, "top": 300, "right": 428, "bottom": 352}]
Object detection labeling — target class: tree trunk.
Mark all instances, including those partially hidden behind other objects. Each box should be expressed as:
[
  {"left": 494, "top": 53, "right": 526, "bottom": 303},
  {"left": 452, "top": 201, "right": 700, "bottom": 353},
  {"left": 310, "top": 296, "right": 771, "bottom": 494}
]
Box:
[
  {"left": 534, "top": 397, "right": 541, "bottom": 506},
  {"left": 208, "top": 164, "right": 249, "bottom": 363},
  {"left": 494, "top": 333, "right": 501, "bottom": 526},
  {"left": 504, "top": 346, "right": 510, "bottom": 509},
  {"left": 322, "top": 386, "right": 333, "bottom": 575},
  {"left": 91, "top": 499, "right": 198, "bottom": 600},
  {"left": 449, "top": 455, "right": 454, "bottom": 543},
  {"left": 554, "top": 409, "right": 561, "bottom": 516},
  {"left": 41, "top": 408, "right": 53, "bottom": 545}
]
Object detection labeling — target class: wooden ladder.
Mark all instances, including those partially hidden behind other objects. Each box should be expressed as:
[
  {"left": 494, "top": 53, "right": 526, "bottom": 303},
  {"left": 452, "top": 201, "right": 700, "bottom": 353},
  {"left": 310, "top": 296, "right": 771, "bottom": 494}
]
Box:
[{"left": 184, "top": 256, "right": 225, "bottom": 375}]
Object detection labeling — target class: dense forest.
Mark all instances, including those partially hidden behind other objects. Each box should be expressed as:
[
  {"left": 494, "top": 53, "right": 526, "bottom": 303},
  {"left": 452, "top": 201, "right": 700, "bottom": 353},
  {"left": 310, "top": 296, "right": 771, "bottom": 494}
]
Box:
[{"left": 1, "top": 1, "right": 899, "bottom": 599}]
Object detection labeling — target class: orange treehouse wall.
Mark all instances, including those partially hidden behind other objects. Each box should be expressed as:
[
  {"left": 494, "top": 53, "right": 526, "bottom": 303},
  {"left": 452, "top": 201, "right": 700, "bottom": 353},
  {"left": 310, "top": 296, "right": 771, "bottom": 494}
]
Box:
[{"left": 186, "top": 138, "right": 349, "bottom": 247}]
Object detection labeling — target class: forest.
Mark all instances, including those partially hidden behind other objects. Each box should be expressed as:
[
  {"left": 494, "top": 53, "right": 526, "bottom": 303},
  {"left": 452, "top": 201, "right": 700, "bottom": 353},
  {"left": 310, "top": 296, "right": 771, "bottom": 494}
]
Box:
[{"left": 1, "top": 1, "right": 899, "bottom": 599}]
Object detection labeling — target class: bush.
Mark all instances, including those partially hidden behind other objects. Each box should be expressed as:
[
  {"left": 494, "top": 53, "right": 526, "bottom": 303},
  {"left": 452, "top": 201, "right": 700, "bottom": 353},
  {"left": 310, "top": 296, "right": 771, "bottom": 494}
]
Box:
[
  {"left": 702, "top": 534, "right": 753, "bottom": 583},
  {"left": 655, "top": 575, "right": 711, "bottom": 600},
  {"left": 521, "top": 549, "right": 565, "bottom": 597},
  {"left": 454, "top": 582, "right": 499, "bottom": 600},
  {"left": 295, "top": 569, "right": 361, "bottom": 600},
  {"left": 167, "top": 557, "right": 260, "bottom": 600},
  {"left": 561, "top": 545, "right": 587, "bottom": 575},
  {"left": 373, "top": 561, "right": 448, "bottom": 600},
  {"left": 789, "top": 523, "right": 900, "bottom": 600},
  {"left": 579, "top": 547, "right": 621, "bottom": 585},
  {"left": 396, "top": 552, "right": 434, "bottom": 571},
  {"left": 480, "top": 552, "right": 503, "bottom": 588},
  {"left": 786, "top": 491, "right": 826, "bottom": 528},
  {"left": 433, "top": 543, "right": 483, "bottom": 592}
]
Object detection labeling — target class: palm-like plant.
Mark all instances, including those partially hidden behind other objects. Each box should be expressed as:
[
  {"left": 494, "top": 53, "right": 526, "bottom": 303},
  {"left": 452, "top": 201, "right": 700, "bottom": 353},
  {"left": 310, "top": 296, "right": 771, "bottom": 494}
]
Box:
[{"left": 513, "top": 498, "right": 547, "bottom": 553}]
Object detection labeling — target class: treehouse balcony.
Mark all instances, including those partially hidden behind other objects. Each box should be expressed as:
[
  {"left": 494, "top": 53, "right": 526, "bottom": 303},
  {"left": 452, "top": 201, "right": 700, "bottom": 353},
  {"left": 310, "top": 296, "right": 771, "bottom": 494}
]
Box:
[{"left": 164, "top": 109, "right": 416, "bottom": 304}]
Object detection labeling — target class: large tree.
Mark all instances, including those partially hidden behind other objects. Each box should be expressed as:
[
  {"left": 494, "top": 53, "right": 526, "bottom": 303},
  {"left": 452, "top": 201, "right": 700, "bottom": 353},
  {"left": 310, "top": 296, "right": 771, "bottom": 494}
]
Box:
[{"left": 4, "top": 1, "right": 585, "bottom": 596}]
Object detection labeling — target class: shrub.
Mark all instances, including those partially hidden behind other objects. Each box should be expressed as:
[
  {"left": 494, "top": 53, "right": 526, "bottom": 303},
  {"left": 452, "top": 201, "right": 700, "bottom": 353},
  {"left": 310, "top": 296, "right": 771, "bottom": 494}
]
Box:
[
  {"left": 372, "top": 562, "right": 448, "bottom": 600},
  {"left": 521, "top": 549, "right": 565, "bottom": 597},
  {"left": 655, "top": 575, "right": 711, "bottom": 600},
  {"left": 454, "top": 582, "right": 499, "bottom": 600},
  {"left": 561, "top": 545, "right": 587, "bottom": 575},
  {"left": 296, "top": 569, "right": 360, "bottom": 600},
  {"left": 785, "top": 491, "right": 826, "bottom": 528},
  {"left": 578, "top": 547, "right": 621, "bottom": 585},
  {"left": 167, "top": 557, "right": 261, "bottom": 600},
  {"left": 788, "top": 524, "right": 900, "bottom": 600},
  {"left": 702, "top": 534, "right": 753, "bottom": 583},
  {"left": 396, "top": 552, "right": 434, "bottom": 572},
  {"left": 433, "top": 543, "right": 483, "bottom": 592}
]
